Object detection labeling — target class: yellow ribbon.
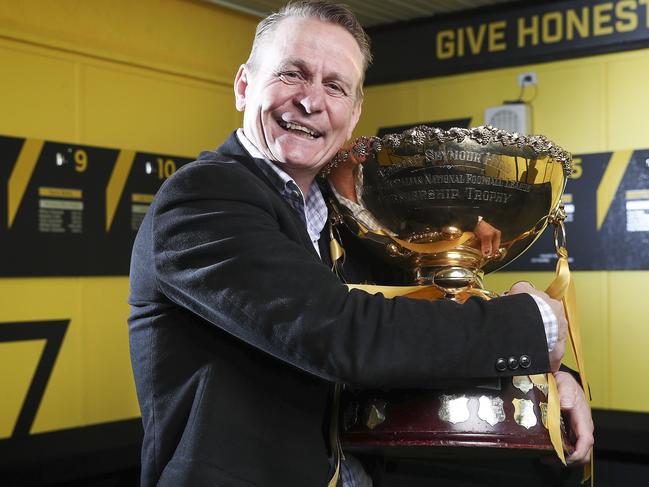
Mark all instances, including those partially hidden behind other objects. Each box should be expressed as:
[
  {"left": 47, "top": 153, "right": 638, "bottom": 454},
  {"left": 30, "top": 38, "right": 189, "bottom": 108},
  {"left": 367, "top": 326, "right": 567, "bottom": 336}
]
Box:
[
  {"left": 545, "top": 248, "right": 591, "bottom": 401},
  {"left": 326, "top": 459, "right": 340, "bottom": 487},
  {"left": 544, "top": 247, "right": 592, "bottom": 484},
  {"left": 330, "top": 237, "right": 345, "bottom": 272},
  {"left": 547, "top": 372, "right": 567, "bottom": 465}
]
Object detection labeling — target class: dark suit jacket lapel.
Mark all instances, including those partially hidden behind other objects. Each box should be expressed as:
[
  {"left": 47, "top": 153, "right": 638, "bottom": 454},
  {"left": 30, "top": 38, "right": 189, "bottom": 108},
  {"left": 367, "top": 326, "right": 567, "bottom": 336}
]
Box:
[{"left": 214, "top": 132, "right": 322, "bottom": 261}]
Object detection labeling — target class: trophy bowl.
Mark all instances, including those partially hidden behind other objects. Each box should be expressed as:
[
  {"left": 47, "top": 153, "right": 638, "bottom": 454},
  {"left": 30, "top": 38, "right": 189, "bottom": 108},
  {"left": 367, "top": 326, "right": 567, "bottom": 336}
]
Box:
[
  {"left": 328, "top": 125, "right": 571, "bottom": 299},
  {"left": 327, "top": 125, "right": 574, "bottom": 458}
]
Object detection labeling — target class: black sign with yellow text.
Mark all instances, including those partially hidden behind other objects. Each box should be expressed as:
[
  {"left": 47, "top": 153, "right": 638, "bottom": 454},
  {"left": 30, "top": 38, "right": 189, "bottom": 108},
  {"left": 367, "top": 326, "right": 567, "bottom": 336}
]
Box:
[
  {"left": 367, "top": 0, "right": 649, "bottom": 84},
  {"left": 0, "top": 135, "right": 192, "bottom": 276},
  {"left": 506, "top": 148, "right": 649, "bottom": 271}
]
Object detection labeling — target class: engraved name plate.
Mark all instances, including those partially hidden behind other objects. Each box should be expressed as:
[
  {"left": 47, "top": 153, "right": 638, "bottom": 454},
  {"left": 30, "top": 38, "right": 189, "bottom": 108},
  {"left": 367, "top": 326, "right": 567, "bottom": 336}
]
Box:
[
  {"left": 439, "top": 395, "right": 470, "bottom": 424},
  {"left": 478, "top": 395, "right": 506, "bottom": 426},
  {"left": 513, "top": 398, "right": 538, "bottom": 429},
  {"left": 513, "top": 375, "right": 534, "bottom": 394}
]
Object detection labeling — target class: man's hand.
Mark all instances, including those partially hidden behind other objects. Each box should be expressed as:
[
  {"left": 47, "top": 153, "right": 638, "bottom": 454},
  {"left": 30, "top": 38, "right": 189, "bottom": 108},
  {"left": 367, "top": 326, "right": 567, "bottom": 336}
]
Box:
[
  {"left": 473, "top": 219, "right": 501, "bottom": 256},
  {"left": 327, "top": 151, "right": 366, "bottom": 204},
  {"left": 555, "top": 370, "right": 594, "bottom": 465},
  {"left": 508, "top": 281, "right": 567, "bottom": 372}
]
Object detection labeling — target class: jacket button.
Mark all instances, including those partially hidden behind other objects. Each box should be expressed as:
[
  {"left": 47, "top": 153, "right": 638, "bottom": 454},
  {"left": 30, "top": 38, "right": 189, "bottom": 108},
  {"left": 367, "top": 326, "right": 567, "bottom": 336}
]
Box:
[
  {"left": 520, "top": 355, "right": 531, "bottom": 369},
  {"left": 507, "top": 356, "right": 519, "bottom": 370},
  {"left": 495, "top": 358, "right": 507, "bottom": 372}
]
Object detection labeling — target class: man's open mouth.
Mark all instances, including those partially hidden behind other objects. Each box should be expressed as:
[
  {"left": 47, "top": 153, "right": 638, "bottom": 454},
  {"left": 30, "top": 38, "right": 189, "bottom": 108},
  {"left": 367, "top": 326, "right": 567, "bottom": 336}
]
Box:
[{"left": 277, "top": 120, "right": 321, "bottom": 139}]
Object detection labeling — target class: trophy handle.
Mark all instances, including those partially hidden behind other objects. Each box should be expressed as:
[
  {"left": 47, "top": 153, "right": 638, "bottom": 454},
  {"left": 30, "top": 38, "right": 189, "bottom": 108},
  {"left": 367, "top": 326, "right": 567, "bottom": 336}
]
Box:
[{"left": 548, "top": 203, "right": 568, "bottom": 255}]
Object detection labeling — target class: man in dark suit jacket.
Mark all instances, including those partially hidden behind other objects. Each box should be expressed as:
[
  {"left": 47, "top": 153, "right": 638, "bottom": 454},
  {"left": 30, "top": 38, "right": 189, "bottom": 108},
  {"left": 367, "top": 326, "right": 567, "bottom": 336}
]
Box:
[{"left": 128, "top": 2, "right": 590, "bottom": 486}]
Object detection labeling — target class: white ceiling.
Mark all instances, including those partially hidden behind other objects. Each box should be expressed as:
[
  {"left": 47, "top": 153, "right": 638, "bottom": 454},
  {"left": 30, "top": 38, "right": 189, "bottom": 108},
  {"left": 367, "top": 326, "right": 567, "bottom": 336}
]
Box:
[{"left": 202, "top": 0, "right": 526, "bottom": 27}]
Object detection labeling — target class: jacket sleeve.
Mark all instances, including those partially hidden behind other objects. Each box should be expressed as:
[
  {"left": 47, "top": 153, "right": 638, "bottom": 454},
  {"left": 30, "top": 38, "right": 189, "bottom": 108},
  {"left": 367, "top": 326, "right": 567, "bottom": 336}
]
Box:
[{"left": 151, "top": 160, "right": 550, "bottom": 388}]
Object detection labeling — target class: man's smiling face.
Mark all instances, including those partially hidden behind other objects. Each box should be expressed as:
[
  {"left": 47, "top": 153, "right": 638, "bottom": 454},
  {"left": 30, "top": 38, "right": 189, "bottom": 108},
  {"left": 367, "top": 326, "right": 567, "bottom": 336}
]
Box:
[{"left": 234, "top": 17, "right": 363, "bottom": 182}]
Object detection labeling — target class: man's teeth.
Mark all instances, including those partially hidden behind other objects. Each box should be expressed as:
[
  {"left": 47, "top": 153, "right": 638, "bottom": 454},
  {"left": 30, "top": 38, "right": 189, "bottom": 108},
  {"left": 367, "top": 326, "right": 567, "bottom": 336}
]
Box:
[{"left": 279, "top": 121, "right": 320, "bottom": 138}]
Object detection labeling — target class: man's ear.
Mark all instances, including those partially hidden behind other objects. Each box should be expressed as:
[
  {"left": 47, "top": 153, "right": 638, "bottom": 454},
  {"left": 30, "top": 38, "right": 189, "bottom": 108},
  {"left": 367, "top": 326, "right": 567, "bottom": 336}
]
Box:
[
  {"left": 347, "top": 102, "right": 362, "bottom": 139},
  {"left": 234, "top": 64, "right": 249, "bottom": 112}
]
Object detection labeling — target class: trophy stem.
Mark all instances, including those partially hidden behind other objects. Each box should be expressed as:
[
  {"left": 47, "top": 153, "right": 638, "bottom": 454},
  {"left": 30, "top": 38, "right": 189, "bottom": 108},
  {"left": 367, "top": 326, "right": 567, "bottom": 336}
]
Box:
[{"left": 413, "top": 266, "right": 498, "bottom": 302}]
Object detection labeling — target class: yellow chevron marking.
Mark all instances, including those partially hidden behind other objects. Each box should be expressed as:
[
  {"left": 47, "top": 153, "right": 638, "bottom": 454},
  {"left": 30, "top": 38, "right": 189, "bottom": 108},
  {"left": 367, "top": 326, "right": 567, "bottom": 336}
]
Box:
[
  {"left": 8, "top": 139, "right": 44, "bottom": 228},
  {"left": 596, "top": 150, "right": 632, "bottom": 230},
  {"left": 106, "top": 150, "right": 135, "bottom": 232},
  {"left": 0, "top": 340, "right": 46, "bottom": 439}
]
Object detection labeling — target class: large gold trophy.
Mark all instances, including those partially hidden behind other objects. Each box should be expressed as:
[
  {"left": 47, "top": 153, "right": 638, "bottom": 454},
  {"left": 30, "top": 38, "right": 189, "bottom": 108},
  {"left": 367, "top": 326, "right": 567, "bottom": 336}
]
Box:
[{"left": 326, "top": 126, "right": 584, "bottom": 461}]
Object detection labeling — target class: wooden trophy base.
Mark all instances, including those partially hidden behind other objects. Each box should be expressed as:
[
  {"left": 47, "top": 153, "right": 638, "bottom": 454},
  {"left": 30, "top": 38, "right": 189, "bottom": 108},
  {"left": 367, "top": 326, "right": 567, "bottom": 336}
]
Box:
[{"left": 341, "top": 376, "right": 572, "bottom": 461}]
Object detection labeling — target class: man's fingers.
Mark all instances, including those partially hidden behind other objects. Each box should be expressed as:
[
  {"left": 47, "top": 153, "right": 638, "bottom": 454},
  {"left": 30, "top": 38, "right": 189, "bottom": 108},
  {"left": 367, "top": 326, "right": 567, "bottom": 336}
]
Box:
[
  {"left": 567, "top": 440, "right": 593, "bottom": 465},
  {"left": 481, "top": 240, "right": 492, "bottom": 257},
  {"left": 555, "top": 372, "right": 594, "bottom": 465},
  {"left": 567, "top": 418, "right": 594, "bottom": 465},
  {"left": 508, "top": 281, "right": 534, "bottom": 294},
  {"left": 569, "top": 405, "right": 595, "bottom": 465},
  {"left": 327, "top": 157, "right": 359, "bottom": 202},
  {"left": 349, "top": 153, "right": 366, "bottom": 165},
  {"left": 474, "top": 220, "right": 501, "bottom": 256},
  {"left": 491, "top": 230, "right": 501, "bottom": 255}
]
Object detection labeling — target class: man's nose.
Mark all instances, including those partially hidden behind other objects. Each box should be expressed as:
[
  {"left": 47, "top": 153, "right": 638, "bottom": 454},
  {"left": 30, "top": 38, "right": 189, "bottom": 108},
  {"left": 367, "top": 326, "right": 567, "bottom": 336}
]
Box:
[{"left": 296, "top": 83, "right": 325, "bottom": 114}]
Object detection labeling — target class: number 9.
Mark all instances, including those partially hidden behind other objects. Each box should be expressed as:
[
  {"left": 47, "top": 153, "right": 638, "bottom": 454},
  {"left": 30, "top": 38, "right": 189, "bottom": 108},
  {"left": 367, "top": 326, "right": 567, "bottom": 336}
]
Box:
[{"left": 74, "top": 149, "right": 88, "bottom": 172}]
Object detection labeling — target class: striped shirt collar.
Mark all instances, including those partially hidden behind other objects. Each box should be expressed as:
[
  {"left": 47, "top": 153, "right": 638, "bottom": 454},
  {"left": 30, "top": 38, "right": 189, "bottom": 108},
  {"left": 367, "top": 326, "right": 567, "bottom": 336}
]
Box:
[{"left": 236, "top": 129, "right": 327, "bottom": 256}]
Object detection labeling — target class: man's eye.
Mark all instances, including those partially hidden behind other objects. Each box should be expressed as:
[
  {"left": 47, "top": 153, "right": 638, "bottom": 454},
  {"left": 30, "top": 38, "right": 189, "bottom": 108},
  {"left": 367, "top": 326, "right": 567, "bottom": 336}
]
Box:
[
  {"left": 279, "top": 71, "right": 305, "bottom": 84},
  {"left": 325, "top": 82, "right": 346, "bottom": 96}
]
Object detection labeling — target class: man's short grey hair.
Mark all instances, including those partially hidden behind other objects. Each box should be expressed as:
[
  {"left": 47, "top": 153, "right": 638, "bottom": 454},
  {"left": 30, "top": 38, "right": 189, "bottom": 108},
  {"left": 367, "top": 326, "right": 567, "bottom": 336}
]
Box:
[{"left": 246, "top": 1, "right": 372, "bottom": 98}]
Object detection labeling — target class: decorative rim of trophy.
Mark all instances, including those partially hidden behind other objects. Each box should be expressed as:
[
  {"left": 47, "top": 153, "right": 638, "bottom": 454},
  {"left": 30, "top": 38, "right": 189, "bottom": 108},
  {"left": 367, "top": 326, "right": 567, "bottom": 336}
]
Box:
[{"left": 326, "top": 125, "right": 572, "bottom": 177}]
